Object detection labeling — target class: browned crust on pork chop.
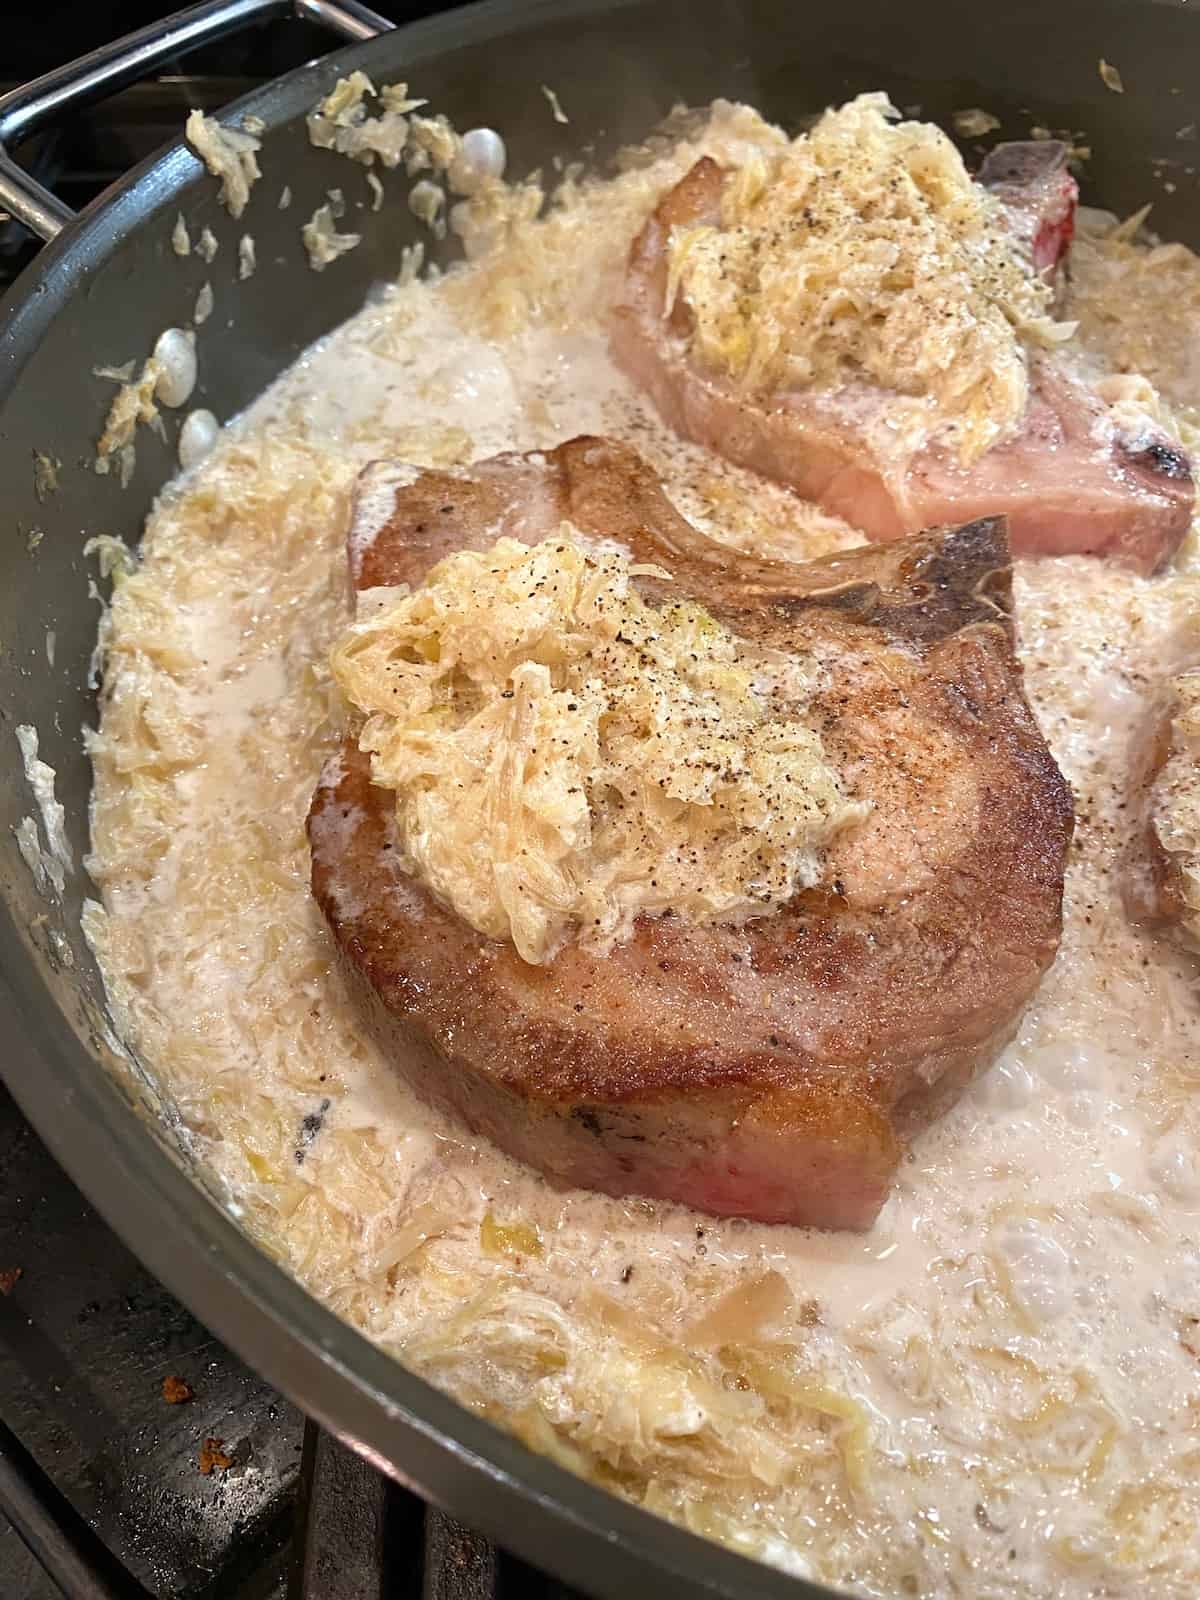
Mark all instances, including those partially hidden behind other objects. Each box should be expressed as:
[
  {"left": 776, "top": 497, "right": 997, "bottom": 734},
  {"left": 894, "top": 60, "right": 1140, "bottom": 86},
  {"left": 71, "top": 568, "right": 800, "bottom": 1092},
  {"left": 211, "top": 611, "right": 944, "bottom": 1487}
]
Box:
[
  {"left": 1125, "top": 699, "right": 1186, "bottom": 929},
  {"left": 310, "top": 436, "right": 1073, "bottom": 1230},
  {"left": 1124, "top": 670, "right": 1200, "bottom": 947}
]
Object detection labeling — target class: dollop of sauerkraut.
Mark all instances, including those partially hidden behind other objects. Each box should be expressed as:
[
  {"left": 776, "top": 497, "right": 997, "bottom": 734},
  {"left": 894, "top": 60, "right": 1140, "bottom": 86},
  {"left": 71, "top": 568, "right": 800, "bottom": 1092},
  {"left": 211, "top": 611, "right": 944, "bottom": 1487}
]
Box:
[
  {"left": 666, "top": 93, "right": 1073, "bottom": 462},
  {"left": 330, "top": 532, "right": 862, "bottom": 963}
]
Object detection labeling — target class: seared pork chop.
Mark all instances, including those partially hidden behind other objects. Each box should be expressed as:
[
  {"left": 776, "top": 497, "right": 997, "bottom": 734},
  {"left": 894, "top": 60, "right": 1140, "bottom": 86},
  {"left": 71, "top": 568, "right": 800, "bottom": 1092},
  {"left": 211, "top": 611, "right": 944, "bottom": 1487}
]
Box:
[
  {"left": 310, "top": 437, "right": 1073, "bottom": 1230},
  {"left": 1125, "top": 668, "right": 1200, "bottom": 947},
  {"left": 612, "top": 156, "right": 1193, "bottom": 574}
]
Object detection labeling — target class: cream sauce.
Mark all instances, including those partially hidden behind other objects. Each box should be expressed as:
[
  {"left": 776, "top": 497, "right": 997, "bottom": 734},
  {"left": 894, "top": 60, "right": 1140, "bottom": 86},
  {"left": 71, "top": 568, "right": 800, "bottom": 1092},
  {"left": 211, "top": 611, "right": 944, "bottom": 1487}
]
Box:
[{"left": 84, "top": 103, "right": 1200, "bottom": 1597}]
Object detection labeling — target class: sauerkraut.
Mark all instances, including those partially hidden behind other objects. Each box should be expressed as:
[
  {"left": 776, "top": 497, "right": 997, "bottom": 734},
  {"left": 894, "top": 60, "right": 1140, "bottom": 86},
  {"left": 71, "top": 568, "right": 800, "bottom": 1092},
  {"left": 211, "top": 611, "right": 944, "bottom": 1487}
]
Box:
[
  {"left": 15, "top": 723, "right": 71, "bottom": 895},
  {"left": 94, "top": 328, "right": 197, "bottom": 479},
  {"left": 330, "top": 533, "right": 862, "bottom": 963},
  {"left": 94, "top": 362, "right": 160, "bottom": 484},
  {"left": 301, "top": 202, "right": 361, "bottom": 270},
  {"left": 185, "top": 110, "right": 261, "bottom": 218},
  {"left": 306, "top": 72, "right": 424, "bottom": 168},
  {"left": 1071, "top": 206, "right": 1200, "bottom": 418},
  {"left": 666, "top": 93, "right": 1072, "bottom": 462}
]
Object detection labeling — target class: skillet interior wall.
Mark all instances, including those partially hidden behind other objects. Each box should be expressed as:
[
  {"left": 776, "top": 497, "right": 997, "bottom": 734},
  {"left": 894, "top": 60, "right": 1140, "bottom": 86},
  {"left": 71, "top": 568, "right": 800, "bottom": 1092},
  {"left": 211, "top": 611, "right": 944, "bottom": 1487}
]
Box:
[{"left": 1, "top": 0, "right": 1197, "bottom": 1149}]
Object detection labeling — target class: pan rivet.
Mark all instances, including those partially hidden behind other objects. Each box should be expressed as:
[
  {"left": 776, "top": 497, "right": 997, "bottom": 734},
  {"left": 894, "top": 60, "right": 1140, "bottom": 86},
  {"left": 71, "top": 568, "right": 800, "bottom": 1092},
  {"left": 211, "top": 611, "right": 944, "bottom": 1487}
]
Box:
[
  {"left": 457, "top": 127, "right": 507, "bottom": 191},
  {"left": 179, "top": 408, "right": 219, "bottom": 470}
]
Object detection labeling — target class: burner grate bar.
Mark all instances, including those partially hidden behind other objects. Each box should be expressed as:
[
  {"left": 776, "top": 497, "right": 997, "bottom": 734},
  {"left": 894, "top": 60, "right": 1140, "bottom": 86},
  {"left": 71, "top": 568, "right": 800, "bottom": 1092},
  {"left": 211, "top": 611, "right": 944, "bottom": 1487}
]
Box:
[
  {"left": 0, "top": 1416, "right": 154, "bottom": 1600},
  {"left": 289, "top": 1423, "right": 590, "bottom": 1600},
  {"left": 288, "top": 1423, "right": 388, "bottom": 1600},
  {"left": 422, "top": 1507, "right": 498, "bottom": 1600}
]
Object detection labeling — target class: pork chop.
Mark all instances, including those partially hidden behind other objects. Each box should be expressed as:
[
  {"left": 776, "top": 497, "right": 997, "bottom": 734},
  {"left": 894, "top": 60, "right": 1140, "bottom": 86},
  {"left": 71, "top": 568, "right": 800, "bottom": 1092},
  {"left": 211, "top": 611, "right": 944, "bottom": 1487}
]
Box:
[
  {"left": 611, "top": 155, "right": 1194, "bottom": 574},
  {"left": 1124, "top": 667, "right": 1200, "bottom": 948},
  {"left": 309, "top": 436, "right": 1073, "bottom": 1230}
]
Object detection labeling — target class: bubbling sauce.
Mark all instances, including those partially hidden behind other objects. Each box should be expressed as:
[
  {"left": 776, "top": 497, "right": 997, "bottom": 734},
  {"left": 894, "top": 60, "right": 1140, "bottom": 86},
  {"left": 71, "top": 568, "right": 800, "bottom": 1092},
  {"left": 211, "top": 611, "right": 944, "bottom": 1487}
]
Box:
[{"left": 84, "top": 102, "right": 1200, "bottom": 1596}]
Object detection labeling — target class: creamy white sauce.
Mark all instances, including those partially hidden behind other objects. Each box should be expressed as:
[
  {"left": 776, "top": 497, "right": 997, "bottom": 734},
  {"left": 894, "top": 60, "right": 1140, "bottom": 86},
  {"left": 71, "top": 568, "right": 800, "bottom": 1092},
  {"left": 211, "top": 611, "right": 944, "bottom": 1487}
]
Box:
[{"left": 84, "top": 103, "right": 1200, "bottom": 1597}]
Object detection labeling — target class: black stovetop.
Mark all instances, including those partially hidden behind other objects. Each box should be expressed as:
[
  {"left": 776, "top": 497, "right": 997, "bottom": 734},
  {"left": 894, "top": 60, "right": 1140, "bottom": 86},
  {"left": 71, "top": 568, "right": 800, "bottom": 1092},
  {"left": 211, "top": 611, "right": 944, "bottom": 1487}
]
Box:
[{"left": 1, "top": 9, "right": 589, "bottom": 1595}]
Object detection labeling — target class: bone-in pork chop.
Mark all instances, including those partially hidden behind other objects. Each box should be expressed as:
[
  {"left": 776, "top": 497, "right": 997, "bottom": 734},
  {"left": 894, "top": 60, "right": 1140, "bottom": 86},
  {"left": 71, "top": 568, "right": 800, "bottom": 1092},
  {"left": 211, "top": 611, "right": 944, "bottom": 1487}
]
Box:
[
  {"left": 1124, "top": 667, "right": 1200, "bottom": 948},
  {"left": 309, "top": 437, "right": 1073, "bottom": 1230},
  {"left": 612, "top": 155, "right": 1193, "bottom": 574}
]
